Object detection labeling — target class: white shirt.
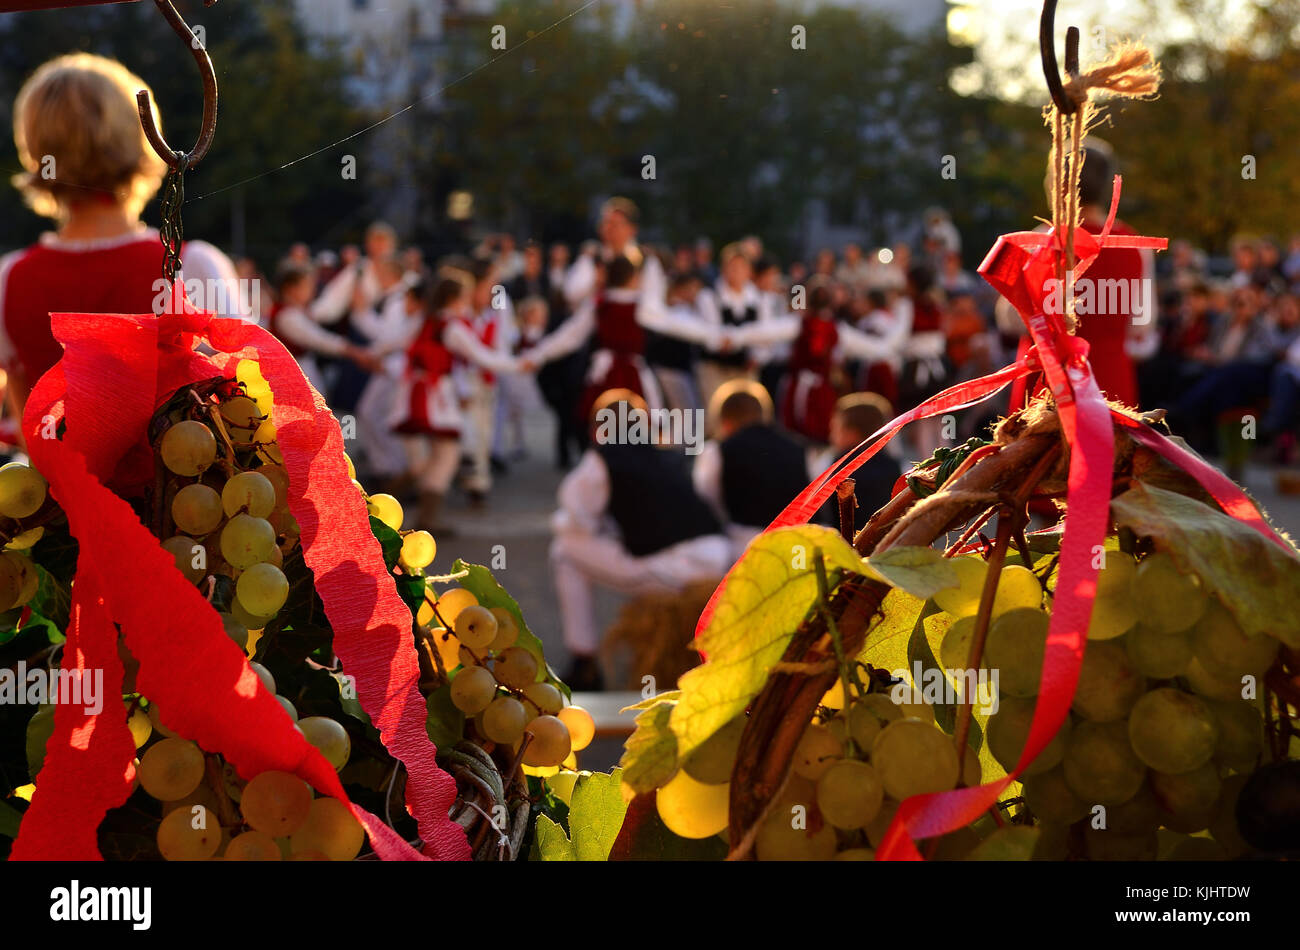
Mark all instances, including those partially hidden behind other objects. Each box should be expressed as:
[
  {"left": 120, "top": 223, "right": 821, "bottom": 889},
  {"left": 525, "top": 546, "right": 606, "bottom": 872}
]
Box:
[
  {"left": 553, "top": 448, "right": 613, "bottom": 537},
  {"left": 274, "top": 304, "right": 352, "bottom": 358},
  {"left": 562, "top": 244, "right": 666, "bottom": 310}
]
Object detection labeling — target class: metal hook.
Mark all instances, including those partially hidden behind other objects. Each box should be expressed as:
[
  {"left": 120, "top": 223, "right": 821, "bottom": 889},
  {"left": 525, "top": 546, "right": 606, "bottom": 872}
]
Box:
[
  {"left": 136, "top": 0, "right": 220, "bottom": 170},
  {"left": 1040, "top": 0, "right": 1081, "bottom": 115}
]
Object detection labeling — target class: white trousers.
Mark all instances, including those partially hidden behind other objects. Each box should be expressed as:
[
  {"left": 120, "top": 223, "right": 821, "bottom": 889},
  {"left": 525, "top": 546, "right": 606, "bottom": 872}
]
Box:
[
  {"left": 550, "top": 531, "right": 733, "bottom": 655},
  {"left": 401, "top": 435, "right": 462, "bottom": 495},
  {"left": 461, "top": 375, "right": 497, "bottom": 493},
  {"left": 356, "top": 372, "right": 408, "bottom": 479}
]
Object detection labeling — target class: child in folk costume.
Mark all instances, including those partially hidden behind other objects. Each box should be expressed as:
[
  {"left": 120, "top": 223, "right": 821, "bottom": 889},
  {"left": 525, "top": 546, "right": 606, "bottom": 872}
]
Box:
[
  {"left": 458, "top": 259, "right": 517, "bottom": 504},
  {"left": 267, "top": 261, "right": 378, "bottom": 397},
  {"left": 390, "top": 276, "right": 521, "bottom": 531},
  {"left": 495, "top": 296, "right": 548, "bottom": 462},
  {"left": 695, "top": 243, "right": 780, "bottom": 408},
  {"left": 520, "top": 251, "right": 722, "bottom": 425}
]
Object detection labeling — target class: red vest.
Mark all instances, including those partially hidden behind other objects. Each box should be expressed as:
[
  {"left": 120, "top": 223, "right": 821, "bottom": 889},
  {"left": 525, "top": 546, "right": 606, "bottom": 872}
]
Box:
[
  {"left": 457, "top": 313, "right": 499, "bottom": 384},
  {"left": 3, "top": 236, "right": 166, "bottom": 384},
  {"left": 595, "top": 295, "right": 644, "bottom": 355}
]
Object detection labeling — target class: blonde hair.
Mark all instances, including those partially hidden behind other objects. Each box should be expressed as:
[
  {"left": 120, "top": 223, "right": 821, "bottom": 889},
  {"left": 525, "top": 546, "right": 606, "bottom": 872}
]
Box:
[{"left": 12, "top": 53, "right": 167, "bottom": 220}]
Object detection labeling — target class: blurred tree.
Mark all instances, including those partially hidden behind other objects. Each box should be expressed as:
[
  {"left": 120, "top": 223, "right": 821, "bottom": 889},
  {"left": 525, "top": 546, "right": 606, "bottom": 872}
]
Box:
[{"left": 0, "top": 0, "right": 364, "bottom": 272}]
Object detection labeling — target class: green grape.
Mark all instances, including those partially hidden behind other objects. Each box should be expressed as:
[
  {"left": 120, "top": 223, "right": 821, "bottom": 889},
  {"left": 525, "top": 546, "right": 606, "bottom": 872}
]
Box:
[
  {"left": 1087, "top": 552, "right": 1139, "bottom": 640},
  {"left": 1209, "top": 699, "right": 1263, "bottom": 772},
  {"left": 1191, "top": 600, "right": 1278, "bottom": 679},
  {"left": 481, "top": 696, "right": 527, "bottom": 745},
  {"left": 857, "top": 693, "right": 904, "bottom": 725},
  {"left": 1106, "top": 782, "right": 1163, "bottom": 834},
  {"left": 1134, "top": 552, "right": 1207, "bottom": 633},
  {"left": 523, "top": 714, "right": 573, "bottom": 768},
  {"left": 230, "top": 596, "right": 272, "bottom": 631},
  {"left": 1126, "top": 623, "right": 1192, "bottom": 678},
  {"left": 220, "top": 514, "right": 276, "bottom": 569},
  {"left": 171, "top": 483, "right": 223, "bottom": 536},
  {"left": 487, "top": 607, "right": 519, "bottom": 650},
  {"left": 0, "top": 554, "right": 25, "bottom": 612},
  {"left": 248, "top": 661, "right": 275, "bottom": 693},
  {"left": 547, "top": 770, "right": 579, "bottom": 806},
  {"left": 1150, "top": 763, "right": 1221, "bottom": 833},
  {"left": 224, "top": 830, "right": 282, "bottom": 861},
  {"left": 289, "top": 797, "right": 364, "bottom": 861},
  {"left": 557, "top": 706, "right": 595, "bottom": 751},
  {"left": 966, "top": 826, "right": 1041, "bottom": 861},
  {"left": 162, "top": 535, "right": 206, "bottom": 583},
  {"left": 220, "top": 395, "right": 264, "bottom": 430},
  {"left": 961, "top": 744, "right": 981, "bottom": 786},
  {"left": 793, "top": 724, "right": 843, "bottom": 781},
  {"left": 254, "top": 419, "right": 284, "bottom": 465},
  {"left": 276, "top": 695, "right": 299, "bottom": 722},
  {"left": 755, "top": 777, "right": 837, "bottom": 860},
  {"left": 939, "top": 615, "right": 981, "bottom": 679},
  {"left": 156, "top": 804, "right": 220, "bottom": 860},
  {"left": 985, "top": 608, "right": 1050, "bottom": 698},
  {"left": 1032, "top": 822, "right": 1072, "bottom": 860},
  {"left": 137, "top": 738, "right": 205, "bottom": 801},
  {"left": 160, "top": 420, "right": 218, "bottom": 476},
  {"left": 871, "top": 719, "right": 959, "bottom": 800},
  {"left": 933, "top": 555, "right": 987, "bottom": 618},
  {"left": 432, "top": 587, "right": 478, "bottom": 628},
  {"left": 0, "top": 463, "right": 47, "bottom": 519},
  {"left": 449, "top": 666, "right": 497, "bottom": 714},
  {"left": 1062, "top": 720, "right": 1147, "bottom": 805},
  {"left": 1207, "top": 773, "right": 1250, "bottom": 857},
  {"left": 366, "top": 492, "right": 403, "bottom": 531},
  {"left": 1023, "top": 766, "right": 1090, "bottom": 823},
  {"left": 400, "top": 530, "right": 437, "bottom": 570},
  {"left": 298, "top": 716, "right": 351, "bottom": 770},
  {"left": 494, "top": 647, "right": 539, "bottom": 689},
  {"left": 522, "top": 682, "right": 563, "bottom": 716},
  {"left": 683, "top": 714, "right": 747, "bottom": 784},
  {"left": 10, "top": 553, "right": 37, "bottom": 607},
  {"left": 1084, "top": 827, "right": 1157, "bottom": 861},
  {"left": 220, "top": 612, "right": 248, "bottom": 651},
  {"left": 1072, "top": 640, "right": 1145, "bottom": 722},
  {"left": 986, "top": 695, "right": 1069, "bottom": 776},
  {"left": 5, "top": 525, "right": 43, "bottom": 550},
  {"left": 1128, "top": 688, "right": 1219, "bottom": 774},
  {"left": 848, "top": 702, "right": 886, "bottom": 753},
  {"left": 236, "top": 562, "right": 289, "bottom": 616},
  {"left": 931, "top": 826, "right": 982, "bottom": 861},
  {"left": 1184, "top": 656, "right": 1249, "bottom": 701},
  {"left": 816, "top": 759, "right": 884, "bottom": 830},
  {"left": 241, "top": 770, "right": 312, "bottom": 836},
  {"left": 260, "top": 464, "right": 291, "bottom": 509},
  {"left": 453, "top": 605, "right": 498, "bottom": 650},
  {"left": 222, "top": 471, "right": 276, "bottom": 519},
  {"left": 656, "top": 770, "right": 729, "bottom": 839},
  {"left": 1165, "top": 835, "right": 1227, "bottom": 861},
  {"left": 993, "top": 565, "right": 1043, "bottom": 615},
  {"left": 458, "top": 645, "right": 481, "bottom": 668},
  {"left": 127, "top": 706, "right": 152, "bottom": 748}
]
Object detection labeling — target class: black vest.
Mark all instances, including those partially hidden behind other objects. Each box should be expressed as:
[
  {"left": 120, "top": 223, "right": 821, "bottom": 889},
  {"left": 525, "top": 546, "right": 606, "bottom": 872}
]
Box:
[
  {"left": 720, "top": 424, "right": 810, "bottom": 528},
  {"left": 598, "top": 443, "right": 721, "bottom": 556},
  {"left": 712, "top": 301, "right": 758, "bottom": 366}
]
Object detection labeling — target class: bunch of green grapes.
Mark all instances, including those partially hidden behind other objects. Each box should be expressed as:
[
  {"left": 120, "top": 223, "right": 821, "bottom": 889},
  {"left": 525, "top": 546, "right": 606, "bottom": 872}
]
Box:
[
  {"left": 441, "top": 601, "right": 593, "bottom": 776},
  {"left": 129, "top": 674, "right": 362, "bottom": 860},
  {"left": 1012, "top": 549, "right": 1287, "bottom": 861},
  {"left": 0, "top": 462, "right": 49, "bottom": 612}
]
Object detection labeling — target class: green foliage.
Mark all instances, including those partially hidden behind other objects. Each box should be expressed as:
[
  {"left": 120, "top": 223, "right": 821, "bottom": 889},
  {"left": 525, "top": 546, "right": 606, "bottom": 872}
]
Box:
[
  {"left": 867, "top": 546, "right": 959, "bottom": 600},
  {"left": 533, "top": 769, "right": 628, "bottom": 861},
  {"left": 618, "top": 697, "right": 679, "bottom": 797}
]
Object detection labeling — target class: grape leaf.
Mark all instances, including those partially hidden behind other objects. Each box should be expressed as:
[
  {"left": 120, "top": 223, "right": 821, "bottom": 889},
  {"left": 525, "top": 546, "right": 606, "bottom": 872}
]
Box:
[
  {"left": 533, "top": 815, "right": 577, "bottom": 861},
  {"left": 620, "top": 690, "right": 681, "bottom": 713},
  {"left": 449, "top": 560, "right": 567, "bottom": 697},
  {"left": 533, "top": 769, "right": 628, "bottom": 861},
  {"left": 1111, "top": 483, "right": 1300, "bottom": 647},
  {"left": 617, "top": 699, "right": 679, "bottom": 796},
  {"left": 859, "top": 588, "right": 926, "bottom": 674},
  {"left": 866, "top": 545, "right": 959, "bottom": 600},
  {"left": 424, "top": 684, "right": 465, "bottom": 753},
  {"left": 370, "top": 516, "right": 402, "bottom": 571},
  {"left": 668, "top": 525, "right": 866, "bottom": 761}
]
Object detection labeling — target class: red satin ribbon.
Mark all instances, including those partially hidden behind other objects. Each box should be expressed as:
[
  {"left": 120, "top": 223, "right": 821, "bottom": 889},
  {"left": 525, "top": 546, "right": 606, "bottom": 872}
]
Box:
[{"left": 12, "top": 284, "right": 468, "bottom": 861}]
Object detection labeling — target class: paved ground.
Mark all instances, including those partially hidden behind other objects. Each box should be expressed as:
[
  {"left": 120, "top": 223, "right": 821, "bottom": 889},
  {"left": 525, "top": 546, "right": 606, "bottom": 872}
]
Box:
[{"left": 426, "top": 403, "right": 1300, "bottom": 771}]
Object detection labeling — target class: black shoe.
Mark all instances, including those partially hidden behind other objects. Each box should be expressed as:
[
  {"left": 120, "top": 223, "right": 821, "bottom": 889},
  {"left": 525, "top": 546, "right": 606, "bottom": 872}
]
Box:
[
  {"left": 467, "top": 489, "right": 487, "bottom": 509},
  {"left": 564, "top": 655, "right": 604, "bottom": 692},
  {"left": 490, "top": 455, "right": 509, "bottom": 474}
]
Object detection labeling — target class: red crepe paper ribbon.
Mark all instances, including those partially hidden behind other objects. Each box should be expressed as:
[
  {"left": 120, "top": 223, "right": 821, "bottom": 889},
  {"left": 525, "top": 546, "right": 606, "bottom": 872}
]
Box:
[
  {"left": 11, "top": 283, "right": 469, "bottom": 861},
  {"left": 695, "top": 178, "right": 1286, "bottom": 861}
]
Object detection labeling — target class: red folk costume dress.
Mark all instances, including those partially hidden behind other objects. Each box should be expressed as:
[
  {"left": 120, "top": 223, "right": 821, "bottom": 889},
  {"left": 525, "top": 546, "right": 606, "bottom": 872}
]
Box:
[
  {"left": 390, "top": 314, "right": 463, "bottom": 439},
  {"left": 1010, "top": 218, "right": 1144, "bottom": 408},
  {"left": 577, "top": 290, "right": 654, "bottom": 425},
  {"left": 781, "top": 313, "right": 840, "bottom": 443}
]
